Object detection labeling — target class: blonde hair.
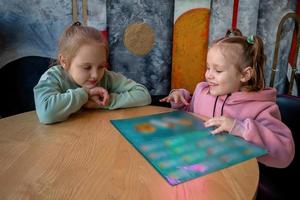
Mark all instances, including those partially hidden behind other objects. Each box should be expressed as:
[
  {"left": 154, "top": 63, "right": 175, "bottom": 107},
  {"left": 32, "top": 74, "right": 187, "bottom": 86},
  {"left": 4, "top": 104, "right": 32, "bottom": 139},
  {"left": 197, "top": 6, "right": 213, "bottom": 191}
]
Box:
[
  {"left": 57, "top": 21, "right": 108, "bottom": 66},
  {"left": 211, "top": 28, "right": 266, "bottom": 91}
]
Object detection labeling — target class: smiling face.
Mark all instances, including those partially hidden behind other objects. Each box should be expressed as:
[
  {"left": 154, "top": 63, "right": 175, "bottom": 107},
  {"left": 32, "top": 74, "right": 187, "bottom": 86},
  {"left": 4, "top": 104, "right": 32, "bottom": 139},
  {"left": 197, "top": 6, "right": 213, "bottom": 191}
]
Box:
[
  {"left": 61, "top": 42, "right": 107, "bottom": 89},
  {"left": 205, "top": 45, "right": 243, "bottom": 96}
]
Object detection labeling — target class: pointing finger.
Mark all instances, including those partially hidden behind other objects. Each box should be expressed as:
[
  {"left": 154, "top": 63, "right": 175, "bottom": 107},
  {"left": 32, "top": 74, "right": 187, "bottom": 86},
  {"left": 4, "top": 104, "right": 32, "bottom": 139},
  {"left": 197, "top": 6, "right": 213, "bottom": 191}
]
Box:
[{"left": 180, "top": 96, "right": 189, "bottom": 106}]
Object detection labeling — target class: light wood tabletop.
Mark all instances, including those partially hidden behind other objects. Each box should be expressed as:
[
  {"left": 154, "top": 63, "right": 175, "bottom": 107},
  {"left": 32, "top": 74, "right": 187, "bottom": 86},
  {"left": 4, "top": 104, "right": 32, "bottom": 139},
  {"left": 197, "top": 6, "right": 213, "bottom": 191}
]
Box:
[{"left": 0, "top": 106, "right": 259, "bottom": 200}]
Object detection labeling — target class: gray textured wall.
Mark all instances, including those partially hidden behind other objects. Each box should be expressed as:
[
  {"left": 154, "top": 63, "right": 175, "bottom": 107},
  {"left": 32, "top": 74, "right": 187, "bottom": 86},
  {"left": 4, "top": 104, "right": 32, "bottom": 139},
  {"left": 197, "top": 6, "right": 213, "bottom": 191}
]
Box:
[
  {"left": 0, "top": 0, "right": 299, "bottom": 95},
  {"left": 0, "top": 0, "right": 106, "bottom": 68},
  {"left": 0, "top": 0, "right": 71, "bottom": 67}
]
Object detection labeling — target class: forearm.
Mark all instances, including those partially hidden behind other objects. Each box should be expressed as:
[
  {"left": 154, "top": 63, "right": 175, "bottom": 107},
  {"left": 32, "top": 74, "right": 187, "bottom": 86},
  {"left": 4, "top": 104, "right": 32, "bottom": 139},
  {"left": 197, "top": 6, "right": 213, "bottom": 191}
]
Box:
[
  {"left": 230, "top": 118, "right": 295, "bottom": 168},
  {"left": 105, "top": 87, "right": 151, "bottom": 109},
  {"left": 35, "top": 88, "right": 88, "bottom": 124}
]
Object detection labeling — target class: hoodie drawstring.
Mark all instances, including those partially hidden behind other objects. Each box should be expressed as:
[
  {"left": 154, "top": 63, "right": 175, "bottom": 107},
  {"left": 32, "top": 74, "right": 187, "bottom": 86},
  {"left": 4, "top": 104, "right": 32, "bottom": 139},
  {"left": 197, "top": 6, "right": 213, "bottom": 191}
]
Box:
[
  {"left": 213, "top": 96, "right": 219, "bottom": 117},
  {"left": 213, "top": 93, "right": 231, "bottom": 117}
]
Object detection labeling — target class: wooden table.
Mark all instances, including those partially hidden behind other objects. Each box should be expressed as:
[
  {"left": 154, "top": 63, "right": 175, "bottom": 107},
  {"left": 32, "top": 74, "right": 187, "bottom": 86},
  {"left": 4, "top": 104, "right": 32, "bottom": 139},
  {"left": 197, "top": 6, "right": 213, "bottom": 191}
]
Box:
[{"left": 0, "top": 106, "right": 259, "bottom": 200}]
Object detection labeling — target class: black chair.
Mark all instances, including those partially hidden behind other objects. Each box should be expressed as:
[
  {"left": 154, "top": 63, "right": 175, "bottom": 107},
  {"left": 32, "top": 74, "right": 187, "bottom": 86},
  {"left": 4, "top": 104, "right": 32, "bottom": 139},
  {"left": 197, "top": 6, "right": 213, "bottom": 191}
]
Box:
[
  {"left": 257, "top": 94, "right": 300, "bottom": 199},
  {"left": 0, "top": 56, "right": 52, "bottom": 118},
  {"left": 150, "top": 95, "right": 171, "bottom": 108}
]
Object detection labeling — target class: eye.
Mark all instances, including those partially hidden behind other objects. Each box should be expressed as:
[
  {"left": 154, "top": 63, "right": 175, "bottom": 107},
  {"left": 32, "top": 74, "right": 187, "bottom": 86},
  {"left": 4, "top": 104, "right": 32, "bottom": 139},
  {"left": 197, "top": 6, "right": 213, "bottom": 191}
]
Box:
[
  {"left": 98, "top": 63, "right": 108, "bottom": 70},
  {"left": 83, "top": 64, "right": 91, "bottom": 70},
  {"left": 97, "top": 65, "right": 105, "bottom": 70},
  {"left": 215, "top": 67, "right": 223, "bottom": 73}
]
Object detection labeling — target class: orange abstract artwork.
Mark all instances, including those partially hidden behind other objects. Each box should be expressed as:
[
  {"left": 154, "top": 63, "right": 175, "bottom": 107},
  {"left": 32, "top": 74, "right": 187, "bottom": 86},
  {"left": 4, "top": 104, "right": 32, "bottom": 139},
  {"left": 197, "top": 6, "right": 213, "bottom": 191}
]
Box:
[{"left": 172, "top": 8, "right": 210, "bottom": 93}]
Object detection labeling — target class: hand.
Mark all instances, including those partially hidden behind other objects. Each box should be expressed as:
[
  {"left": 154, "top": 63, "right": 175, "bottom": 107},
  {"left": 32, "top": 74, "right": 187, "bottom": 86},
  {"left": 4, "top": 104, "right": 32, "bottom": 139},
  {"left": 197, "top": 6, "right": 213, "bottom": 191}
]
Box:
[
  {"left": 204, "top": 116, "right": 234, "bottom": 134},
  {"left": 85, "top": 86, "right": 110, "bottom": 106},
  {"left": 83, "top": 98, "right": 101, "bottom": 109},
  {"left": 160, "top": 90, "right": 189, "bottom": 106}
]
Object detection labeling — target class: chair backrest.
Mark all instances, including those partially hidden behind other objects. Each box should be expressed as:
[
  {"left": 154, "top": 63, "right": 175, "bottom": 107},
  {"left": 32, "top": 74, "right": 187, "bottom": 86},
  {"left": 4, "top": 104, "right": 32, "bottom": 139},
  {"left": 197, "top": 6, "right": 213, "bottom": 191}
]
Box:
[
  {"left": 0, "top": 56, "right": 52, "bottom": 118},
  {"left": 257, "top": 95, "right": 300, "bottom": 199},
  {"left": 276, "top": 94, "right": 300, "bottom": 171},
  {"left": 269, "top": 12, "right": 300, "bottom": 95}
]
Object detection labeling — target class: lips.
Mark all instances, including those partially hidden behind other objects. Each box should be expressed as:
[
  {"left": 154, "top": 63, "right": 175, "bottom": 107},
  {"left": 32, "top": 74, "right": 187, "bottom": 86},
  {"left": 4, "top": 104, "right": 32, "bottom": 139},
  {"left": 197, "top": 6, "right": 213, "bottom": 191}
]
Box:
[
  {"left": 88, "top": 80, "right": 97, "bottom": 85},
  {"left": 207, "top": 82, "right": 217, "bottom": 87}
]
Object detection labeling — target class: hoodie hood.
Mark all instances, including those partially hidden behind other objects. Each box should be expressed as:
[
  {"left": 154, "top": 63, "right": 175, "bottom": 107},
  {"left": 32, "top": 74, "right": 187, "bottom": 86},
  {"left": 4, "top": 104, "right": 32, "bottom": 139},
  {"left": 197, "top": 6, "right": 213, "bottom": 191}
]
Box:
[
  {"left": 191, "top": 82, "right": 278, "bottom": 118},
  {"left": 218, "top": 87, "right": 277, "bottom": 105}
]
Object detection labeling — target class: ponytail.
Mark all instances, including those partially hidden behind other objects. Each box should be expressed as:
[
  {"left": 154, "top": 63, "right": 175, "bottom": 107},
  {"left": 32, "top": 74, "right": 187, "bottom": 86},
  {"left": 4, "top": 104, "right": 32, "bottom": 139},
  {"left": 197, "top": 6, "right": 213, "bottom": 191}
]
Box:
[{"left": 248, "top": 35, "right": 266, "bottom": 91}]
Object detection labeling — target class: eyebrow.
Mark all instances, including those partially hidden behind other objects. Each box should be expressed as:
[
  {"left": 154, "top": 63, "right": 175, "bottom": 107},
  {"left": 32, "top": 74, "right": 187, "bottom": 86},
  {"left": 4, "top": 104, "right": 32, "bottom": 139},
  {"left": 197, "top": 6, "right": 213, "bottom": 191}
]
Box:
[
  {"left": 81, "top": 62, "right": 91, "bottom": 65},
  {"left": 80, "top": 62, "right": 106, "bottom": 66},
  {"left": 207, "top": 63, "right": 224, "bottom": 68}
]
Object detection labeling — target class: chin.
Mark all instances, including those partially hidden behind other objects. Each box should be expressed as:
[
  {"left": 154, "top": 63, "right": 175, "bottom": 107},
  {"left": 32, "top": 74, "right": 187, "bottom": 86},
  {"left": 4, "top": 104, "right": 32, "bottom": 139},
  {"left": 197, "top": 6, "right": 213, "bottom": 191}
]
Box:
[
  {"left": 83, "top": 84, "right": 95, "bottom": 89},
  {"left": 209, "top": 91, "right": 217, "bottom": 96},
  {"left": 209, "top": 89, "right": 225, "bottom": 96},
  {"left": 208, "top": 89, "right": 217, "bottom": 96}
]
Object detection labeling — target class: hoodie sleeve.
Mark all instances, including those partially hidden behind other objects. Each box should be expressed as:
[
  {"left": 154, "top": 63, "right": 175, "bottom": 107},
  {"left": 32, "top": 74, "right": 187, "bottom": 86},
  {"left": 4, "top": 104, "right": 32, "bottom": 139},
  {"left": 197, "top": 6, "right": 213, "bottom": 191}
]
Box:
[
  {"left": 102, "top": 71, "right": 151, "bottom": 109},
  {"left": 34, "top": 69, "right": 88, "bottom": 124},
  {"left": 230, "top": 104, "right": 295, "bottom": 168},
  {"left": 170, "top": 83, "right": 206, "bottom": 112},
  {"left": 170, "top": 89, "right": 193, "bottom": 111}
]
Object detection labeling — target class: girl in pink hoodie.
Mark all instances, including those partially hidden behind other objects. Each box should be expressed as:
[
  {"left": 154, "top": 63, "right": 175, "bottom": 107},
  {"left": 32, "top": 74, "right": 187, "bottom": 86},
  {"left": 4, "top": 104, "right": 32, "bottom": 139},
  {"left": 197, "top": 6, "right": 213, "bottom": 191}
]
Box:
[{"left": 161, "top": 29, "right": 294, "bottom": 168}]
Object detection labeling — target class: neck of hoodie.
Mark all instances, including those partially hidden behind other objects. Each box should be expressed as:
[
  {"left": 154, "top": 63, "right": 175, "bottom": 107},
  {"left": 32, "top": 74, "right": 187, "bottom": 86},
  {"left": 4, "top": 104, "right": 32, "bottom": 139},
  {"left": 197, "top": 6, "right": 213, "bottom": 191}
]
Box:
[{"left": 213, "top": 93, "right": 231, "bottom": 117}]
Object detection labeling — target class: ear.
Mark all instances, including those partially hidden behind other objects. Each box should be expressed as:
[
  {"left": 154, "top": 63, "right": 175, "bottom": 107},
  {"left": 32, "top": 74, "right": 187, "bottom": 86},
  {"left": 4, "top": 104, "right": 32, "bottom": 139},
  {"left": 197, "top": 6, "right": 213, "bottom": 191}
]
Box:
[
  {"left": 59, "top": 55, "right": 68, "bottom": 69},
  {"left": 240, "top": 66, "right": 253, "bottom": 83}
]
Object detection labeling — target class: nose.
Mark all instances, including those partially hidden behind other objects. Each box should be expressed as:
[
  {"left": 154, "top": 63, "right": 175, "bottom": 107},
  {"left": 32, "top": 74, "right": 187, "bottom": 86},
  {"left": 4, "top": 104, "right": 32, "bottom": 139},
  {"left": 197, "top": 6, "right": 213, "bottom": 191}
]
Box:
[
  {"left": 205, "top": 69, "right": 213, "bottom": 80},
  {"left": 91, "top": 68, "right": 99, "bottom": 79}
]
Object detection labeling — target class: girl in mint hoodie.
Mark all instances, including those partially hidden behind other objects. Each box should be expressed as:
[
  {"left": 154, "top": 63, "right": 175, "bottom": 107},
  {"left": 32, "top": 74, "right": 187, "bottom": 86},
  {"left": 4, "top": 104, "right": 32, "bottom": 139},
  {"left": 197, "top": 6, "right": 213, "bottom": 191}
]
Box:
[
  {"left": 34, "top": 22, "right": 151, "bottom": 124},
  {"left": 161, "top": 29, "right": 294, "bottom": 168}
]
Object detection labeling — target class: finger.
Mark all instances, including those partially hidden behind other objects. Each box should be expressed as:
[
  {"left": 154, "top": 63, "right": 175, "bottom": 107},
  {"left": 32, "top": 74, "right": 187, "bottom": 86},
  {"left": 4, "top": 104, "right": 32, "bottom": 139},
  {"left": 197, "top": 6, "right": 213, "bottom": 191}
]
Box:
[
  {"left": 93, "top": 88, "right": 105, "bottom": 105},
  {"left": 93, "top": 97, "right": 102, "bottom": 105},
  {"left": 102, "top": 94, "right": 110, "bottom": 106},
  {"left": 204, "top": 122, "right": 216, "bottom": 128},
  {"left": 211, "top": 126, "right": 224, "bottom": 134},
  {"left": 204, "top": 118, "right": 220, "bottom": 127},
  {"left": 159, "top": 97, "right": 169, "bottom": 102},
  {"left": 91, "top": 87, "right": 106, "bottom": 97},
  {"left": 84, "top": 100, "right": 97, "bottom": 109},
  {"left": 166, "top": 97, "right": 172, "bottom": 103},
  {"left": 180, "top": 96, "right": 189, "bottom": 106},
  {"left": 173, "top": 95, "right": 179, "bottom": 104},
  {"left": 205, "top": 117, "right": 221, "bottom": 124},
  {"left": 105, "top": 97, "right": 110, "bottom": 106},
  {"left": 204, "top": 119, "right": 213, "bottom": 127},
  {"left": 97, "top": 88, "right": 106, "bottom": 95},
  {"left": 89, "top": 95, "right": 102, "bottom": 105},
  {"left": 167, "top": 96, "right": 174, "bottom": 103},
  {"left": 89, "top": 88, "right": 99, "bottom": 96},
  {"left": 101, "top": 90, "right": 109, "bottom": 106},
  {"left": 160, "top": 96, "right": 172, "bottom": 103}
]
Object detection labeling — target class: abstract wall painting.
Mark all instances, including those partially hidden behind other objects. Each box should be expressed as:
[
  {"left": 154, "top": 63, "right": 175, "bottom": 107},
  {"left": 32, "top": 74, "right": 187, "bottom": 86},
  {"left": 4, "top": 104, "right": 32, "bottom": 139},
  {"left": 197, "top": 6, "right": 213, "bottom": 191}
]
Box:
[
  {"left": 107, "top": 0, "right": 173, "bottom": 95},
  {"left": 0, "top": 0, "right": 107, "bottom": 68},
  {"left": 172, "top": 0, "right": 211, "bottom": 93}
]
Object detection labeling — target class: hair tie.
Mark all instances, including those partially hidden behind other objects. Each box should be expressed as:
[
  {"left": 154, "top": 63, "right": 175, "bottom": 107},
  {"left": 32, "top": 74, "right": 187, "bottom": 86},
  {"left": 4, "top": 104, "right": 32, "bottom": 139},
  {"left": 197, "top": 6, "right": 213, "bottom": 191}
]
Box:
[
  {"left": 247, "top": 35, "right": 254, "bottom": 45},
  {"left": 73, "top": 21, "right": 81, "bottom": 26}
]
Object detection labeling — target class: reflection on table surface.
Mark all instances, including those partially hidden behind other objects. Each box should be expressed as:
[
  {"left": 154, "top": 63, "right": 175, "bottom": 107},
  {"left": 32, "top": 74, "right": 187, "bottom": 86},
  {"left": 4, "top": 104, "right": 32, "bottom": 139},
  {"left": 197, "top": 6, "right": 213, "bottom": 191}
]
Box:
[{"left": 0, "top": 106, "right": 259, "bottom": 200}]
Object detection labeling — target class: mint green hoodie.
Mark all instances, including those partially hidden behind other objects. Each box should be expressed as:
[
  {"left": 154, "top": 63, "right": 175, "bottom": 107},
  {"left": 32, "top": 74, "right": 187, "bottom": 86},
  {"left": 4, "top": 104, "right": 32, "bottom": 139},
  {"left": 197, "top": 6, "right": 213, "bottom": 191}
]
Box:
[{"left": 34, "top": 65, "right": 151, "bottom": 124}]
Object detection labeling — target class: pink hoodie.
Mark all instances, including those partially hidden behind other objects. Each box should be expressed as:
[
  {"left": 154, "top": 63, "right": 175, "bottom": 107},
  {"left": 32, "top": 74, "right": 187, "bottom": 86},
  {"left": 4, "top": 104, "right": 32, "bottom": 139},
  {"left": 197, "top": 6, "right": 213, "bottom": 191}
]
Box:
[{"left": 172, "top": 82, "right": 295, "bottom": 168}]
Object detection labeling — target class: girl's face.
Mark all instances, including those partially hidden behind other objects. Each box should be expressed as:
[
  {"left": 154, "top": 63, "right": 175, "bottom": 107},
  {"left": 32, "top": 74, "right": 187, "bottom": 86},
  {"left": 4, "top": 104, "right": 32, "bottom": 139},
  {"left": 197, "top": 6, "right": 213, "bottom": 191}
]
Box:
[
  {"left": 205, "top": 45, "right": 243, "bottom": 96},
  {"left": 62, "top": 42, "right": 107, "bottom": 89}
]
